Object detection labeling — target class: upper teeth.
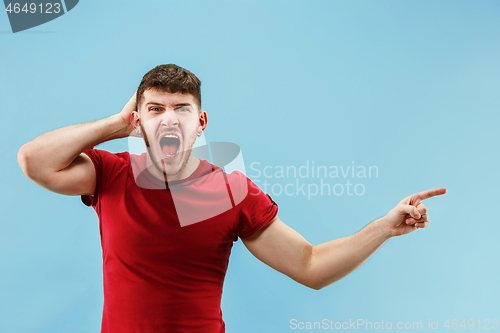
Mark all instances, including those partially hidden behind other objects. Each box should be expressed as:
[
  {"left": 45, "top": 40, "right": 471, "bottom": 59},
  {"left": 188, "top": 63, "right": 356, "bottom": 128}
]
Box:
[{"left": 162, "top": 134, "right": 178, "bottom": 139}]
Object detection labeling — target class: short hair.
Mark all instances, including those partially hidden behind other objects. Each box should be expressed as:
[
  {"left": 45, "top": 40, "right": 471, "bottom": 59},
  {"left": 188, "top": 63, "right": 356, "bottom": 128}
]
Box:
[{"left": 136, "top": 64, "right": 201, "bottom": 112}]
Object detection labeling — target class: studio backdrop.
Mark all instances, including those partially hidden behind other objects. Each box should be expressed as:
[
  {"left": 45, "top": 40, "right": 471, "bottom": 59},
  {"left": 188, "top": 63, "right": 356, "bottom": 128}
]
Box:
[{"left": 1, "top": 1, "right": 499, "bottom": 332}]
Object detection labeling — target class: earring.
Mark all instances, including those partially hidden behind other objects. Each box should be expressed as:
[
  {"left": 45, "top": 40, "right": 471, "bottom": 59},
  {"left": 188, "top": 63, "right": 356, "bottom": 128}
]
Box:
[{"left": 197, "top": 132, "right": 202, "bottom": 137}]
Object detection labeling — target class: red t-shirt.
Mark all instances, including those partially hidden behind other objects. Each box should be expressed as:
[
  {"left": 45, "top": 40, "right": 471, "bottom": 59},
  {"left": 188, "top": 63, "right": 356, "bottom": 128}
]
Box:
[{"left": 81, "top": 149, "right": 278, "bottom": 333}]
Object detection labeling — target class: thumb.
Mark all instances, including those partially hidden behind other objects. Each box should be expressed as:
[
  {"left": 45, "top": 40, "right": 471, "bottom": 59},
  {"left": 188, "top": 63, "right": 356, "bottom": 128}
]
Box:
[{"left": 400, "top": 204, "right": 421, "bottom": 219}]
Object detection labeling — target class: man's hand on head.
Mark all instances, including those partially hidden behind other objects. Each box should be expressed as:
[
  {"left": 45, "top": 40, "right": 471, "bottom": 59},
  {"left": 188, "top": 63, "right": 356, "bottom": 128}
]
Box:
[
  {"left": 380, "top": 187, "right": 447, "bottom": 237},
  {"left": 117, "top": 91, "right": 140, "bottom": 138}
]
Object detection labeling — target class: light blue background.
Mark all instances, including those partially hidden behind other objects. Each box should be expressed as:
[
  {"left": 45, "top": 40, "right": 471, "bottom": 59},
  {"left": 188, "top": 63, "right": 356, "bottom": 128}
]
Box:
[{"left": 1, "top": 1, "right": 499, "bottom": 332}]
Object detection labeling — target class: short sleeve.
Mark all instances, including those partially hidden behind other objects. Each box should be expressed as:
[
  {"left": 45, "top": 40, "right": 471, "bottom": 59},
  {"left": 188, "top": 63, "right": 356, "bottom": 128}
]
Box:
[
  {"left": 236, "top": 178, "right": 278, "bottom": 239},
  {"left": 80, "top": 149, "right": 103, "bottom": 208},
  {"left": 80, "top": 148, "right": 128, "bottom": 208}
]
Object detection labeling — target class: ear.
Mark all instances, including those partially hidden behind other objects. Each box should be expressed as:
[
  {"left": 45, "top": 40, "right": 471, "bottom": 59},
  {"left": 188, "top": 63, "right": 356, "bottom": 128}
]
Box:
[
  {"left": 130, "top": 110, "right": 142, "bottom": 136},
  {"left": 198, "top": 110, "right": 208, "bottom": 134}
]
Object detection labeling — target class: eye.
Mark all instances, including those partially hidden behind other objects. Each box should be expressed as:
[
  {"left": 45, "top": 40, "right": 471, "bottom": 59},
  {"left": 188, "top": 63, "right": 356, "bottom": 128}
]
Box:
[
  {"left": 176, "top": 107, "right": 189, "bottom": 112},
  {"left": 149, "top": 107, "right": 162, "bottom": 112}
]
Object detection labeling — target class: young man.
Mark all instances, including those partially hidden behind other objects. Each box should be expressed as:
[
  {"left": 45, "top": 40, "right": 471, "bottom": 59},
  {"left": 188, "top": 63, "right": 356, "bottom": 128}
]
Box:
[{"left": 18, "top": 64, "right": 446, "bottom": 333}]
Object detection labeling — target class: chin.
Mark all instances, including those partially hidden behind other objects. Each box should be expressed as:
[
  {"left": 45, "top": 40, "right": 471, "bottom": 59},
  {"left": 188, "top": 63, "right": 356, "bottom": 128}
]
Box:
[
  {"left": 160, "top": 162, "right": 182, "bottom": 176},
  {"left": 160, "top": 151, "right": 192, "bottom": 176}
]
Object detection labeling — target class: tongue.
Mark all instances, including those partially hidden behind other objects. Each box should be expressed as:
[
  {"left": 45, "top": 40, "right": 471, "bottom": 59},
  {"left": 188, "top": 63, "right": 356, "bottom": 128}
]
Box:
[{"left": 162, "top": 144, "right": 178, "bottom": 156}]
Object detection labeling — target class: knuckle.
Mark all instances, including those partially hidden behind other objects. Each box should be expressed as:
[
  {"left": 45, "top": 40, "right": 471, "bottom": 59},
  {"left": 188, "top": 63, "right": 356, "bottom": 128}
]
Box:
[{"left": 418, "top": 204, "right": 428, "bottom": 214}]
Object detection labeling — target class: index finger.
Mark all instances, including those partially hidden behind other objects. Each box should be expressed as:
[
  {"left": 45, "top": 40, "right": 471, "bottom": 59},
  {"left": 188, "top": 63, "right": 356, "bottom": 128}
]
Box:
[{"left": 413, "top": 187, "right": 447, "bottom": 201}]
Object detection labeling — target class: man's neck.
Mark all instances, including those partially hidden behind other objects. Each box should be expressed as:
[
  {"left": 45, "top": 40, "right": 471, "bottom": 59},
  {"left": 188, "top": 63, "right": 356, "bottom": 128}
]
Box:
[{"left": 146, "top": 155, "right": 201, "bottom": 182}]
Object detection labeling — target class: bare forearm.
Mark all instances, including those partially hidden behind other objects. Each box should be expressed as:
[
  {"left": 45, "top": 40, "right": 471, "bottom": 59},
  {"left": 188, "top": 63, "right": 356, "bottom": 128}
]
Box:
[
  {"left": 18, "top": 114, "right": 128, "bottom": 176},
  {"left": 308, "top": 218, "right": 392, "bottom": 290},
  {"left": 246, "top": 189, "right": 446, "bottom": 291}
]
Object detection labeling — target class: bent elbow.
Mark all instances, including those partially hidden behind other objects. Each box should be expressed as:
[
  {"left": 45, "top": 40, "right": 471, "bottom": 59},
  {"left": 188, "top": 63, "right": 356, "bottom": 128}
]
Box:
[
  {"left": 305, "top": 245, "right": 323, "bottom": 291},
  {"left": 308, "top": 284, "right": 323, "bottom": 291},
  {"left": 306, "top": 281, "right": 324, "bottom": 291},
  {"left": 18, "top": 143, "right": 42, "bottom": 181},
  {"left": 17, "top": 144, "right": 31, "bottom": 177}
]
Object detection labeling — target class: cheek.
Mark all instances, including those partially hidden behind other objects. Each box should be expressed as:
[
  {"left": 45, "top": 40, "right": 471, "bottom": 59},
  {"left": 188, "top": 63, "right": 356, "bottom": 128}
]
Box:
[
  {"left": 181, "top": 121, "right": 198, "bottom": 134},
  {"left": 142, "top": 117, "right": 161, "bottom": 134}
]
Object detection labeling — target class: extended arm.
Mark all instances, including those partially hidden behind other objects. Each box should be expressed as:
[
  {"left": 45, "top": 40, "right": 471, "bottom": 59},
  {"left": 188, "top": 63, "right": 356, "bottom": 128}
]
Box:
[
  {"left": 242, "top": 188, "right": 447, "bottom": 290},
  {"left": 242, "top": 216, "right": 389, "bottom": 290}
]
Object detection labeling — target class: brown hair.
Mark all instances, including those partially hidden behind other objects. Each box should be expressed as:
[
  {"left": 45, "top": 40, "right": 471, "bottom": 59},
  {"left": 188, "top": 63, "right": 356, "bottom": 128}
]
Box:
[{"left": 136, "top": 64, "right": 201, "bottom": 112}]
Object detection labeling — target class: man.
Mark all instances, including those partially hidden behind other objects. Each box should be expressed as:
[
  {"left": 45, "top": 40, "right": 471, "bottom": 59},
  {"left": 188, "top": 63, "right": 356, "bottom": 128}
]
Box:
[{"left": 18, "top": 64, "right": 446, "bottom": 332}]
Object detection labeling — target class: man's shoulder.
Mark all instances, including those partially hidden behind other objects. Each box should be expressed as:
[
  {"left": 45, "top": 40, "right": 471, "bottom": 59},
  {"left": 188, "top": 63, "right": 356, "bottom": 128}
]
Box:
[
  {"left": 83, "top": 148, "right": 135, "bottom": 173},
  {"left": 203, "top": 161, "right": 248, "bottom": 182},
  {"left": 83, "top": 148, "right": 131, "bottom": 160},
  {"left": 203, "top": 163, "right": 253, "bottom": 205}
]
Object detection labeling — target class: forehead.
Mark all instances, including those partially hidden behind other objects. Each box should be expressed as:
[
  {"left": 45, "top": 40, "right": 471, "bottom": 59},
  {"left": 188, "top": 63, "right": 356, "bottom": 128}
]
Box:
[{"left": 142, "top": 89, "right": 197, "bottom": 108}]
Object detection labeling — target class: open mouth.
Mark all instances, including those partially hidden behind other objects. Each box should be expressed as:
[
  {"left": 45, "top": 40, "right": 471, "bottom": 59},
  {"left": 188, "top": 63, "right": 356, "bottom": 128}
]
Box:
[{"left": 159, "top": 134, "right": 181, "bottom": 158}]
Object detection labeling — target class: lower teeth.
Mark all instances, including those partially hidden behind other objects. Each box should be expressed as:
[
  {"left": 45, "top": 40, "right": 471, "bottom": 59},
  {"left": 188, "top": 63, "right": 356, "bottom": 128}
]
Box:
[{"left": 164, "top": 150, "right": 179, "bottom": 157}]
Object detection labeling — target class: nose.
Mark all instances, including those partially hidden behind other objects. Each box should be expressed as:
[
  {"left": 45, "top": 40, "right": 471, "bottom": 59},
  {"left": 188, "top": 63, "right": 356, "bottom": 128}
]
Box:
[{"left": 160, "top": 110, "right": 179, "bottom": 128}]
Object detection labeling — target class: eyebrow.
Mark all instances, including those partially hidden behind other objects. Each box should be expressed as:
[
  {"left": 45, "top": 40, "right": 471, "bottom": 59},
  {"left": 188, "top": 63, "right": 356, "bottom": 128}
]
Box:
[{"left": 145, "top": 102, "right": 192, "bottom": 108}]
